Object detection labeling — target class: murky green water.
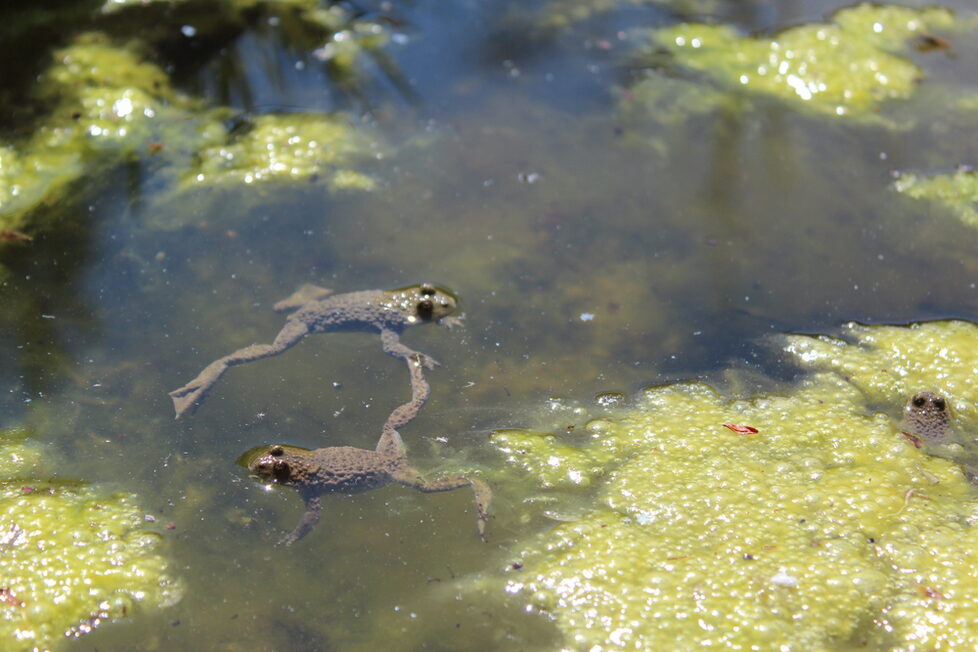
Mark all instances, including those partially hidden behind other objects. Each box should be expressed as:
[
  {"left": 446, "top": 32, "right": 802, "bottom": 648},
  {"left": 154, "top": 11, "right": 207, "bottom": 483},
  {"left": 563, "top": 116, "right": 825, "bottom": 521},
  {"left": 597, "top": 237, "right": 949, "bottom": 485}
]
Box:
[{"left": 3, "top": 0, "right": 978, "bottom": 649}]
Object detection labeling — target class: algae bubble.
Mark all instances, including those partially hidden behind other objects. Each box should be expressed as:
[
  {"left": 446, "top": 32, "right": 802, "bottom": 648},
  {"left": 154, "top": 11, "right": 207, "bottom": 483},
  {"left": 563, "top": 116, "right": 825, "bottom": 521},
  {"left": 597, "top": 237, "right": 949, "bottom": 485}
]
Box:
[
  {"left": 645, "top": 4, "right": 954, "bottom": 120},
  {"left": 491, "top": 320, "right": 978, "bottom": 650},
  {"left": 0, "top": 427, "right": 182, "bottom": 651}
]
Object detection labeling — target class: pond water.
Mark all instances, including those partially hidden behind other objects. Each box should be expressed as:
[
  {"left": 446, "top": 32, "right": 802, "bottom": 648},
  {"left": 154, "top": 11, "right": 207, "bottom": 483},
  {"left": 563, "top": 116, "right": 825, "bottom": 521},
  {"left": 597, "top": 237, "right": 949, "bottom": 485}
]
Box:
[{"left": 2, "top": 0, "right": 978, "bottom": 649}]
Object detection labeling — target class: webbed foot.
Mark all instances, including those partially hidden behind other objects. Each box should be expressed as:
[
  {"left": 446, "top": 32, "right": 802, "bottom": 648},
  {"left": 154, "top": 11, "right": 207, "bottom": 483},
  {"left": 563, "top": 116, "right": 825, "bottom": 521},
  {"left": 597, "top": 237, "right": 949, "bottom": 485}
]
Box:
[
  {"left": 416, "top": 353, "right": 440, "bottom": 370},
  {"left": 168, "top": 382, "right": 210, "bottom": 419},
  {"left": 439, "top": 314, "right": 466, "bottom": 330}
]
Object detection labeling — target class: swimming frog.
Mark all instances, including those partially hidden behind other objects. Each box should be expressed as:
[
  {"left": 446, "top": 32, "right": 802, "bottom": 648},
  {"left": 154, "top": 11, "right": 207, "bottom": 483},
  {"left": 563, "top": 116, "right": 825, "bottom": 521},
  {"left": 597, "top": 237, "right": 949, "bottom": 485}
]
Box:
[
  {"left": 902, "top": 391, "right": 978, "bottom": 482},
  {"left": 245, "top": 358, "right": 490, "bottom": 545},
  {"left": 169, "top": 283, "right": 461, "bottom": 419}
]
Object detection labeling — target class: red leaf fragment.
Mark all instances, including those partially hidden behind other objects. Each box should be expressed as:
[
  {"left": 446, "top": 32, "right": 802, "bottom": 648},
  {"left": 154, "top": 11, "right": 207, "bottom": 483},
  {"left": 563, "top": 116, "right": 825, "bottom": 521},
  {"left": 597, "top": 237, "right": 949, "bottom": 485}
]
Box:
[
  {"left": 917, "top": 585, "right": 946, "bottom": 599},
  {"left": 0, "top": 230, "right": 32, "bottom": 243},
  {"left": 723, "top": 423, "right": 759, "bottom": 434},
  {"left": 0, "top": 588, "right": 25, "bottom": 608}
]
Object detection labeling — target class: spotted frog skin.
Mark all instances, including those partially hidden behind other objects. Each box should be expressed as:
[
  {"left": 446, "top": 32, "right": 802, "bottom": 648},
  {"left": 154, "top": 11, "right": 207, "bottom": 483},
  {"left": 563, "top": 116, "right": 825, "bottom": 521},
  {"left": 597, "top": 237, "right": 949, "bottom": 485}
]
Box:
[
  {"left": 902, "top": 391, "right": 978, "bottom": 482},
  {"left": 246, "top": 358, "right": 490, "bottom": 545},
  {"left": 169, "top": 283, "right": 461, "bottom": 419},
  {"left": 902, "top": 391, "right": 952, "bottom": 445}
]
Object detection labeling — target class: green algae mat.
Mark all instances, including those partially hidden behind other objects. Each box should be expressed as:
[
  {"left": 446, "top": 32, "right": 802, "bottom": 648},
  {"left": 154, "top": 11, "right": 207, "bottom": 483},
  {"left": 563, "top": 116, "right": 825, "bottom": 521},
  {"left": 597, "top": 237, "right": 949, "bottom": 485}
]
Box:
[
  {"left": 3, "top": 0, "right": 978, "bottom": 649},
  {"left": 491, "top": 321, "right": 978, "bottom": 650},
  {"left": 0, "top": 429, "right": 181, "bottom": 649}
]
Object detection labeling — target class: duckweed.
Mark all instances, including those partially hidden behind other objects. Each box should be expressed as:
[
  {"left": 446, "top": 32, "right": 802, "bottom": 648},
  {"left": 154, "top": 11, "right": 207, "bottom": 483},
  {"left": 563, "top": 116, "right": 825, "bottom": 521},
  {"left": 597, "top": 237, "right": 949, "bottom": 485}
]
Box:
[
  {"left": 0, "top": 428, "right": 182, "bottom": 651},
  {"left": 495, "top": 321, "right": 978, "bottom": 649},
  {"left": 650, "top": 4, "right": 954, "bottom": 118},
  {"left": 892, "top": 168, "right": 978, "bottom": 228}
]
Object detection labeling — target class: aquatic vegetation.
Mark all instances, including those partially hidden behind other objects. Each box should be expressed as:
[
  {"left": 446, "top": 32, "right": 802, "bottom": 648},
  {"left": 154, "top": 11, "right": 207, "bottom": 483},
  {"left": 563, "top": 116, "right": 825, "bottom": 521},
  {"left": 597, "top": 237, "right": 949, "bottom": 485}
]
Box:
[
  {"left": 100, "top": 0, "right": 393, "bottom": 88},
  {"left": 647, "top": 4, "right": 955, "bottom": 119},
  {"left": 490, "top": 429, "right": 612, "bottom": 489},
  {"left": 784, "top": 320, "right": 978, "bottom": 424},
  {"left": 0, "top": 427, "right": 182, "bottom": 650},
  {"left": 0, "top": 33, "right": 202, "bottom": 235},
  {"left": 891, "top": 167, "right": 978, "bottom": 228},
  {"left": 185, "top": 114, "right": 384, "bottom": 191},
  {"left": 493, "top": 320, "right": 978, "bottom": 649},
  {"left": 0, "top": 28, "right": 388, "bottom": 236}
]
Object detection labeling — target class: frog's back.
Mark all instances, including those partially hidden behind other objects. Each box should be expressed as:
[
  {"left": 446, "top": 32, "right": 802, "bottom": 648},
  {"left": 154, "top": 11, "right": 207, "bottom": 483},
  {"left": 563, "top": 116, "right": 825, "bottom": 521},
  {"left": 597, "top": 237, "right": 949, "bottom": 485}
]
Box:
[
  {"left": 293, "top": 289, "right": 405, "bottom": 332},
  {"left": 303, "top": 446, "right": 400, "bottom": 493}
]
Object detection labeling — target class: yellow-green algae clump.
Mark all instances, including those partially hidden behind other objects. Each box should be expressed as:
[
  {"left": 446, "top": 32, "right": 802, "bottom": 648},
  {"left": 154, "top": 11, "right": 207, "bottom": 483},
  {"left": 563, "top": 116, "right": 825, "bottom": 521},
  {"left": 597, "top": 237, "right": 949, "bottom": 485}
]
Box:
[
  {"left": 650, "top": 4, "right": 954, "bottom": 118},
  {"left": 0, "top": 427, "right": 182, "bottom": 650},
  {"left": 187, "top": 114, "right": 383, "bottom": 192},
  {"left": 495, "top": 321, "right": 978, "bottom": 650},
  {"left": 0, "top": 33, "right": 216, "bottom": 233},
  {"left": 892, "top": 168, "right": 978, "bottom": 228},
  {"left": 0, "top": 31, "right": 386, "bottom": 236}
]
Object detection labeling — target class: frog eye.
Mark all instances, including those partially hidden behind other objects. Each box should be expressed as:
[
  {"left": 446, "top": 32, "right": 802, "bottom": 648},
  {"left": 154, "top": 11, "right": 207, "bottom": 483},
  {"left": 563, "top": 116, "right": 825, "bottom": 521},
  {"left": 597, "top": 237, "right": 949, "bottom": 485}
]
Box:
[
  {"left": 934, "top": 397, "right": 946, "bottom": 410},
  {"left": 913, "top": 396, "right": 927, "bottom": 408},
  {"left": 417, "top": 298, "right": 434, "bottom": 320},
  {"left": 270, "top": 446, "right": 285, "bottom": 457},
  {"left": 420, "top": 284, "right": 436, "bottom": 297}
]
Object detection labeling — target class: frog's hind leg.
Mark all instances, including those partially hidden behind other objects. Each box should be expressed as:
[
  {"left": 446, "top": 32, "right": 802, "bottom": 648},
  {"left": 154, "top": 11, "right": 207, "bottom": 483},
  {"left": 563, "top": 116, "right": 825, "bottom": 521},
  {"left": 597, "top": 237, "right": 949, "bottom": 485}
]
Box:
[
  {"left": 375, "top": 357, "right": 430, "bottom": 458},
  {"left": 168, "top": 320, "right": 310, "bottom": 419},
  {"left": 392, "top": 467, "right": 491, "bottom": 541},
  {"left": 380, "top": 328, "right": 440, "bottom": 370},
  {"left": 278, "top": 493, "right": 322, "bottom": 546},
  {"left": 272, "top": 284, "right": 334, "bottom": 313}
]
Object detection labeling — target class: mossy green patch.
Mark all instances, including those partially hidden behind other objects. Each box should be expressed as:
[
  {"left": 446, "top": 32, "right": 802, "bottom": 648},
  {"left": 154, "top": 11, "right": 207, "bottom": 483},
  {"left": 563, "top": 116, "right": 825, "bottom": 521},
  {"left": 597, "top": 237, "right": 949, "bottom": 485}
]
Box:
[
  {"left": 0, "top": 30, "right": 386, "bottom": 235},
  {"left": 650, "top": 4, "right": 954, "bottom": 119},
  {"left": 494, "top": 321, "right": 978, "bottom": 649},
  {"left": 0, "top": 428, "right": 182, "bottom": 651},
  {"left": 490, "top": 429, "right": 612, "bottom": 489},
  {"left": 892, "top": 168, "right": 978, "bottom": 228},
  {"left": 0, "top": 33, "right": 192, "bottom": 234},
  {"left": 186, "top": 114, "right": 383, "bottom": 191},
  {"left": 784, "top": 320, "right": 978, "bottom": 425}
]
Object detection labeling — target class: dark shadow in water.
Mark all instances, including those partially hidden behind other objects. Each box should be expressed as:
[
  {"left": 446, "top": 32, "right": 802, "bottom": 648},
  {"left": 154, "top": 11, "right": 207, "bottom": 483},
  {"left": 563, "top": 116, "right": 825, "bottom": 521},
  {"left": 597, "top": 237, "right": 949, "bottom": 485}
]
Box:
[{"left": 0, "top": 192, "right": 100, "bottom": 405}]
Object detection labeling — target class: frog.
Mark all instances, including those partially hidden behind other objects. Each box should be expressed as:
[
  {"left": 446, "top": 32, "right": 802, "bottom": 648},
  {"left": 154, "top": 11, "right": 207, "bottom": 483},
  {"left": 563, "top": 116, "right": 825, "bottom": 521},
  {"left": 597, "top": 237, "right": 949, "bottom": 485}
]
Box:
[
  {"left": 169, "top": 283, "right": 461, "bottom": 419},
  {"left": 901, "top": 390, "right": 978, "bottom": 482},
  {"left": 244, "top": 357, "right": 490, "bottom": 545}
]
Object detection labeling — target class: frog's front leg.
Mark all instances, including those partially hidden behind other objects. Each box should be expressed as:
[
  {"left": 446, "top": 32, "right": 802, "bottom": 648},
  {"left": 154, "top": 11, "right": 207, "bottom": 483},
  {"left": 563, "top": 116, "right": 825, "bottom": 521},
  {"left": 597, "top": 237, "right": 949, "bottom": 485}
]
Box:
[
  {"left": 380, "top": 328, "right": 439, "bottom": 370},
  {"left": 169, "top": 319, "right": 310, "bottom": 418},
  {"left": 393, "top": 467, "right": 491, "bottom": 541},
  {"left": 278, "top": 493, "right": 322, "bottom": 546}
]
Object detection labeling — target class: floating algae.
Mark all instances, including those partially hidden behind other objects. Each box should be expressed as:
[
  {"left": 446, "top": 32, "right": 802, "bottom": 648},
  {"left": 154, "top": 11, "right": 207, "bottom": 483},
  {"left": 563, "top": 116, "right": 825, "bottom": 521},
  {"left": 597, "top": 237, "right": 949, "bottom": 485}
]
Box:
[
  {"left": 0, "top": 25, "right": 388, "bottom": 236},
  {"left": 0, "top": 427, "right": 182, "bottom": 651},
  {"left": 647, "top": 4, "right": 955, "bottom": 119},
  {"left": 0, "top": 33, "right": 208, "bottom": 234},
  {"left": 185, "top": 113, "right": 384, "bottom": 191},
  {"left": 492, "top": 321, "right": 978, "bottom": 649},
  {"left": 892, "top": 167, "right": 978, "bottom": 228}
]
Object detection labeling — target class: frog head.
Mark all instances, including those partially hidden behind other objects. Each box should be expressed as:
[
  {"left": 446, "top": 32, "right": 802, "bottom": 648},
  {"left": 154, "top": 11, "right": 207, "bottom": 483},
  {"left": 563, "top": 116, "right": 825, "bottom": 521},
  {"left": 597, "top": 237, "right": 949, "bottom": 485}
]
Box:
[
  {"left": 389, "top": 283, "right": 459, "bottom": 324},
  {"left": 249, "top": 445, "right": 301, "bottom": 486},
  {"left": 903, "top": 391, "right": 952, "bottom": 444}
]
